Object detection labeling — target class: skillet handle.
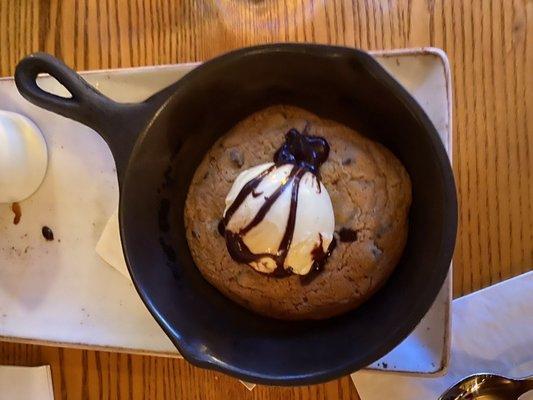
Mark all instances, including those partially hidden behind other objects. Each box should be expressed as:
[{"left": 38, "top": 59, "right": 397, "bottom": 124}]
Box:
[{"left": 15, "top": 52, "right": 164, "bottom": 182}]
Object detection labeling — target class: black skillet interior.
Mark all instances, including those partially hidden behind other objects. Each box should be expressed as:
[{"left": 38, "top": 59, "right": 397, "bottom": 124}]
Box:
[{"left": 15, "top": 45, "right": 457, "bottom": 385}]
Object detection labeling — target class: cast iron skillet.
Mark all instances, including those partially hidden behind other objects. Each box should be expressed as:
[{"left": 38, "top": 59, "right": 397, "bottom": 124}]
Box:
[{"left": 15, "top": 44, "right": 457, "bottom": 385}]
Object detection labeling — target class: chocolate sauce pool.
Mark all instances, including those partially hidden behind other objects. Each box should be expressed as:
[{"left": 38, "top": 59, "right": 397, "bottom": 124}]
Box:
[{"left": 219, "top": 128, "right": 335, "bottom": 279}]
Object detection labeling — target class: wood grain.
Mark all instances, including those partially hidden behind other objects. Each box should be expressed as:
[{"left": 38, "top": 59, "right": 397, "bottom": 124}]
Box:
[
  {"left": 0, "top": 342, "right": 359, "bottom": 400},
  {"left": 0, "top": 0, "right": 531, "bottom": 399}
]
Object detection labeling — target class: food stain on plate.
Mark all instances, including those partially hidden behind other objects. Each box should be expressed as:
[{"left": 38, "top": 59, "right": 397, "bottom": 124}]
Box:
[{"left": 11, "top": 202, "right": 21, "bottom": 225}]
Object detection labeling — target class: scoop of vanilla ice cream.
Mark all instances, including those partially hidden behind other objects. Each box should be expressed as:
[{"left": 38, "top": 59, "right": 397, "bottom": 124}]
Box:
[
  {"left": 224, "top": 162, "right": 335, "bottom": 275},
  {"left": 0, "top": 111, "right": 48, "bottom": 203}
]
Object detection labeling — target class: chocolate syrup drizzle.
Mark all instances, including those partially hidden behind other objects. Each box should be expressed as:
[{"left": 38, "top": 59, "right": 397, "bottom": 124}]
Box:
[{"left": 219, "top": 127, "right": 336, "bottom": 280}]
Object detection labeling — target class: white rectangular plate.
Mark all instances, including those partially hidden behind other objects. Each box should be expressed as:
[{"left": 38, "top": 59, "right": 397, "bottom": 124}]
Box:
[{"left": 0, "top": 48, "right": 452, "bottom": 375}]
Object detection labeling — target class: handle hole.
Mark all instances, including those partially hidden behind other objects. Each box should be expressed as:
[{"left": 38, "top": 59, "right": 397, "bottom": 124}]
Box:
[{"left": 36, "top": 75, "right": 74, "bottom": 99}]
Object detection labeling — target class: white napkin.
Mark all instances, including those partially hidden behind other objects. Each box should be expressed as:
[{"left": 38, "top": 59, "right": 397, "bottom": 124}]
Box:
[
  {"left": 0, "top": 365, "right": 54, "bottom": 400},
  {"left": 96, "top": 210, "right": 129, "bottom": 279},
  {"left": 352, "top": 271, "right": 533, "bottom": 399}
]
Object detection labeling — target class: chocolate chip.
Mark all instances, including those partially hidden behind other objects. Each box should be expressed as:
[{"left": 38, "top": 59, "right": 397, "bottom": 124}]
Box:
[
  {"left": 338, "top": 228, "right": 358, "bottom": 242},
  {"left": 42, "top": 226, "right": 54, "bottom": 241},
  {"left": 342, "top": 157, "right": 352, "bottom": 165},
  {"left": 192, "top": 230, "right": 200, "bottom": 239},
  {"left": 229, "top": 148, "right": 244, "bottom": 168},
  {"left": 371, "top": 244, "right": 383, "bottom": 259}
]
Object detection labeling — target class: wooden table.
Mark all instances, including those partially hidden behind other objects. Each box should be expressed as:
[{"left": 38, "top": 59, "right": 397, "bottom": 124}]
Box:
[{"left": 0, "top": 1, "right": 531, "bottom": 398}]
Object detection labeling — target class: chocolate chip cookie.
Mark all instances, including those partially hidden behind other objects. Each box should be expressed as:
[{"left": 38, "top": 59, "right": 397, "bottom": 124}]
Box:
[{"left": 184, "top": 105, "right": 411, "bottom": 320}]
